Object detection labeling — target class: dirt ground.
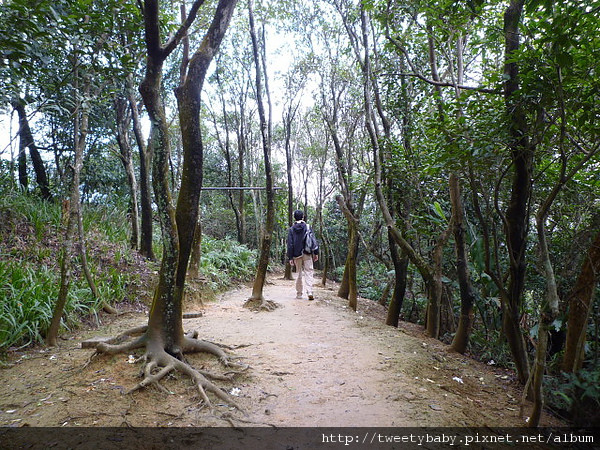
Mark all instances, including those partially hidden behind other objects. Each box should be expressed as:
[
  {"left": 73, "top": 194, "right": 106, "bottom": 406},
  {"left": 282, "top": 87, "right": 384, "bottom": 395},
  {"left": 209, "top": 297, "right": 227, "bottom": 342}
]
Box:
[{"left": 0, "top": 275, "right": 563, "bottom": 429}]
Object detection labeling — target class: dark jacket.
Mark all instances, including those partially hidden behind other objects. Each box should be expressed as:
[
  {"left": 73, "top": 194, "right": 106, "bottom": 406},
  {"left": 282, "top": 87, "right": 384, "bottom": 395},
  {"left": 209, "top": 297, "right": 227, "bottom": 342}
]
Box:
[{"left": 287, "top": 221, "right": 319, "bottom": 259}]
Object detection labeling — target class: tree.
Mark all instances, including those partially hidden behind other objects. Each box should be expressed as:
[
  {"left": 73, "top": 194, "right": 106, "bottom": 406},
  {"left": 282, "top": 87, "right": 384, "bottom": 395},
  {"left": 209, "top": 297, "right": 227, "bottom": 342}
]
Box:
[
  {"left": 244, "top": 0, "right": 277, "bottom": 310},
  {"left": 10, "top": 99, "right": 53, "bottom": 201},
  {"left": 499, "top": 0, "right": 533, "bottom": 387},
  {"left": 114, "top": 92, "right": 140, "bottom": 250},
  {"left": 94, "top": 0, "right": 244, "bottom": 407},
  {"left": 449, "top": 174, "right": 476, "bottom": 353},
  {"left": 282, "top": 88, "right": 301, "bottom": 281},
  {"left": 316, "top": 5, "right": 364, "bottom": 310}
]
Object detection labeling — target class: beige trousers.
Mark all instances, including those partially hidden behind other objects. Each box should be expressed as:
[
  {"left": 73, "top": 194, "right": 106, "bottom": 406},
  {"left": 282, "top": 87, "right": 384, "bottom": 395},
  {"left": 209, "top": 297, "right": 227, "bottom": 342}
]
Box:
[{"left": 294, "top": 253, "right": 314, "bottom": 297}]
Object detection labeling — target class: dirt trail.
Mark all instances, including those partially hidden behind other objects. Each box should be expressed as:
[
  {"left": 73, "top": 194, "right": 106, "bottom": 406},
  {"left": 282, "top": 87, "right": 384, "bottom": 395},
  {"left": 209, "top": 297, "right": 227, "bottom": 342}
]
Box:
[{"left": 0, "top": 275, "right": 561, "bottom": 428}]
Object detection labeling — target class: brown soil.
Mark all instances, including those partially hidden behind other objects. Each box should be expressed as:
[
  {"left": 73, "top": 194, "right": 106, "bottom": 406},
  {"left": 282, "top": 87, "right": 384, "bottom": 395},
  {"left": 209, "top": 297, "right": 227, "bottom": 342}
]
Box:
[{"left": 0, "top": 276, "right": 563, "bottom": 428}]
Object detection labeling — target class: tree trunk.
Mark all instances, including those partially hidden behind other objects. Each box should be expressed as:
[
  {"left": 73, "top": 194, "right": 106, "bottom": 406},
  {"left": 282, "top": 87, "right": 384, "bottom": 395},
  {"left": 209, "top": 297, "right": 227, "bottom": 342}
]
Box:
[
  {"left": 128, "top": 75, "right": 155, "bottom": 260},
  {"left": 502, "top": 0, "right": 532, "bottom": 385},
  {"left": 386, "top": 230, "right": 409, "bottom": 327},
  {"left": 449, "top": 174, "right": 477, "bottom": 353},
  {"left": 138, "top": 0, "right": 238, "bottom": 354},
  {"left": 563, "top": 228, "right": 600, "bottom": 372},
  {"left": 115, "top": 94, "right": 140, "bottom": 250},
  {"left": 12, "top": 99, "right": 53, "bottom": 201},
  {"left": 236, "top": 99, "right": 247, "bottom": 245},
  {"left": 336, "top": 195, "right": 359, "bottom": 310},
  {"left": 246, "top": 0, "right": 275, "bottom": 306},
  {"left": 283, "top": 102, "right": 298, "bottom": 281},
  {"left": 214, "top": 66, "right": 244, "bottom": 250},
  {"left": 47, "top": 70, "right": 90, "bottom": 346},
  {"left": 187, "top": 217, "right": 202, "bottom": 279},
  {"left": 17, "top": 121, "right": 28, "bottom": 191}
]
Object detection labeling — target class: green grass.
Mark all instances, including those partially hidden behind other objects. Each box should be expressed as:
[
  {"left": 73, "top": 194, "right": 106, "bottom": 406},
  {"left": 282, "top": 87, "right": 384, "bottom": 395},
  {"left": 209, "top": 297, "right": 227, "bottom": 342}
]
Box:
[
  {"left": 0, "top": 188, "right": 263, "bottom": 352},
  {"left": 0, "top": 262, "right": 74, "bottom": 349}
]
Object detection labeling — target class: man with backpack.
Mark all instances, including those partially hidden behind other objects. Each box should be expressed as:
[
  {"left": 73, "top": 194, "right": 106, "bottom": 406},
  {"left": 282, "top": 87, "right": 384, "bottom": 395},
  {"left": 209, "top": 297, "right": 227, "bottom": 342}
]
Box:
[{"left": 287, "top": 210, "right": 319, "bottom": 300}]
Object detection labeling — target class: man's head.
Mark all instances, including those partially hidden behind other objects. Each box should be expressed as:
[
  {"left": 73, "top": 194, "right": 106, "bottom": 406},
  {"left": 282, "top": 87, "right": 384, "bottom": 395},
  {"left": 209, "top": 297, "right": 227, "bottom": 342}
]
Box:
[{"left": 293, "top": 210, "right": 304, "bottom": 221}]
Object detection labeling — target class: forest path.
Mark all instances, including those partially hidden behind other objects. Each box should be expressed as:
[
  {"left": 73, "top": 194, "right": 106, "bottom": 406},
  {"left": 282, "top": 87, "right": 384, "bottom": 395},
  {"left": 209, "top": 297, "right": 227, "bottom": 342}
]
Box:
[{"left": 0, "top": 275, "right": 561, "bottom": 428}]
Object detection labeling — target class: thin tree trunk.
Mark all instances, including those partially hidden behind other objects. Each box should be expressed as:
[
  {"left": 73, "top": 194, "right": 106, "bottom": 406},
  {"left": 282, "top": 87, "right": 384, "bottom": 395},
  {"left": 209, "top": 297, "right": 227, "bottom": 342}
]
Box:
[
  {"left": 17, "top": 121, "right": 28, "bottom": 190},
  {"left": 386, "top": 229, "right": 409, "bottom": 327},
  {"left": 187, "top": 217, "right": 202, "bottom": 279},
  {"left": 336, "top": 195, "right": 359, "bottom": 310},
  {"left": 502, "top": 0, "right": 531, "bottom": 385},
  {"left": 77, "top": 202, "right": 117, "bottom": 315},
  {"left": 247, "top": 0, "right": 275, "bottom": 306},
  {"left": 450, "top": 174, "right": 476, "bottom": 353},
  {"left": 128, "top": 75, "right": 155, "bottom": 260},
  {"left": 563, "top": 228, "right": 600, "bottom": 372},
  {"left": 115, "top": 94, "right": 140, "bottom": 250},
  {"left": 12, "top": 100, "right": 53, "bottom": 201},
  {"left": 236, "top": 98, "right": 247, "bottom": 244},
  {"left": 283, "top": 102, "right": 299, "bottom": 281},
  {"left": 47, "top": 70, "right": 90, "bottom": 346}
]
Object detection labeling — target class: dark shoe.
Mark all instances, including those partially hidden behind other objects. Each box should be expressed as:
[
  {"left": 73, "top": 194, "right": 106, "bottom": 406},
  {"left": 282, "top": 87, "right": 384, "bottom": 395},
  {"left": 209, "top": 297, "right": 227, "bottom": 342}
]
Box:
[{"left": 308, "top": 293, "right": 314, "bottom": 301}]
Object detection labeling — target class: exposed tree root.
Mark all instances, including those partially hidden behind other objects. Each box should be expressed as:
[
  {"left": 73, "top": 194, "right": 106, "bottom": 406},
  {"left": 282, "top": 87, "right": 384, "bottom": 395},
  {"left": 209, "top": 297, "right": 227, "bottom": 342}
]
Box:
[
  {"left": 92, "top": 327, "right": 249, "bottom": 413},
  {"left": 243, "top": 296, "right": 279, "bottom": 312}
]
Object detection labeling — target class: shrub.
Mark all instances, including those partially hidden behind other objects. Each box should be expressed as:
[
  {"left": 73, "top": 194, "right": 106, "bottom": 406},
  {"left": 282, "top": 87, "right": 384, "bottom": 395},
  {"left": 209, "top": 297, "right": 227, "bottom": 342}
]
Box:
[
  {"left": 200, "top": 236, "right": 258, "bottom": 289},
  {"left": 545, "top": 368, "right": 600, "bottom": 426}
]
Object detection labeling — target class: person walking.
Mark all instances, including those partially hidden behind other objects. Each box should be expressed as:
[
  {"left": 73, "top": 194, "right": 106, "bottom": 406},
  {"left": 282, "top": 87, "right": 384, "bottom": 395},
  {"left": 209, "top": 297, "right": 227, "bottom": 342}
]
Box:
[{"left": 287, "top": 210, "right": 319, "bottom": 300}]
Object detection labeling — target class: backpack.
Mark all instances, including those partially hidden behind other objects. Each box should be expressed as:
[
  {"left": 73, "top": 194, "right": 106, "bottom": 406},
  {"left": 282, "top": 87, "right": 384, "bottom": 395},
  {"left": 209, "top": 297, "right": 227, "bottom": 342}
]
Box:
[{"left": 303, "top": 224, "right": 319, "bottom": 254}]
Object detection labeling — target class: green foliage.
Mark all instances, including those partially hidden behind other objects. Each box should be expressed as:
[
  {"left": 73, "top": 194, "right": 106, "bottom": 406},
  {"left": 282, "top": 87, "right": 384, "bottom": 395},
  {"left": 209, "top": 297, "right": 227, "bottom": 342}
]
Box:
[
  {"left": 0, "top": 263, "right": 56, "bottom": 349},
  {"left": 545, "top": 368, "right": 600, "bottom": 426},
  {"left": 0, "top": 191, "right": 62, "bottom": 240},
  {"left": 470, "top": 329, "right": 514, "bottom": 368},
  {"left": 0, "top": 191, "right": 145, "bottom": 351},
  {"left": 356, "top": 260, "right": 390, "bottom": 302},
  {"left": 0, "top": 261, "right": 97, "bottom": 350},
  {"left": 200, "top": 236, "right": 258, "bottom": 289},
  {"left": 82, "top": 203, "right": 130, "bottom": 243}
]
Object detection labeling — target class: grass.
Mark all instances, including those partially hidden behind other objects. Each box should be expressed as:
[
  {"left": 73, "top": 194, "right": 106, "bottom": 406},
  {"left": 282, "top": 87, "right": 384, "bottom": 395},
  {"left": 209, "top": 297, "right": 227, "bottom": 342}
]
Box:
[
  {"left": 0, "top": 191, "right": 260, "bottom": 352},
  {"left": 0, "top": 193, "right": 132, "bottom": 351}
]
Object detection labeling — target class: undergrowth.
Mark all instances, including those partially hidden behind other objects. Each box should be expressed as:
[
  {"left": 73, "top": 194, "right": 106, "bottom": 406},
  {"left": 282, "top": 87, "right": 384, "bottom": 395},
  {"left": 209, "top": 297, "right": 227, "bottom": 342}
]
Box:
[
  {"left": 0, "top": 192, "right": 259, "bottom": 352},
  {"left": 200, "top": 236, "right": 258, "bottom": 289}
]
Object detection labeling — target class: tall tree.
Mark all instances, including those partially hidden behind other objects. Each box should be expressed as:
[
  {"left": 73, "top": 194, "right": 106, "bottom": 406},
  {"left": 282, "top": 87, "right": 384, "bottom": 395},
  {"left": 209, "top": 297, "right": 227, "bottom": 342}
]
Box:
[
  {"left": 114, "top": 93, "right": 140, "bottom": 250},
  {"left": 245, "top": 0, "right": 277, "bottom": 310},
  {"left": 95, "top": 0, "right": 242, "bottom": 406},
  {"left": 449, "top": 174, "right": 476, "bottom": 353},
  {"left": 501, "top": 0, "right": 533, "bottom": 385}
]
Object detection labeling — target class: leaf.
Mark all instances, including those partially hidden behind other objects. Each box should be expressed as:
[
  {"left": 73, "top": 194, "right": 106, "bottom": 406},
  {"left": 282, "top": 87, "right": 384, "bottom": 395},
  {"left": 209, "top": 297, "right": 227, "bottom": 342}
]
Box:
[
  {"left": 551, "top": 318, "right": 563, "bottom": 332},
  {"left": 432, "top": 201, "right": 446, "bottom": 220}
]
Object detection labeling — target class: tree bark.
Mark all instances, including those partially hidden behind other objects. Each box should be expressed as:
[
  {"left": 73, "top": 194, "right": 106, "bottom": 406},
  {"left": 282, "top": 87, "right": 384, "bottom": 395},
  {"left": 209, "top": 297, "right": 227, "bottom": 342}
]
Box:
[
  {"left": 246, "top": 0, "right": 275, "bottom": 306},
  {"left": 449, "top": 174, "right": 476, "bottom": 353},
  {"left": 115, "top": 94, "right": 140, "bottom": 250},
  {"left": 127, "top": 75, "right": 155, "bottom": 260},
  {"left": 283, "top": 102, "right": 299, "bottom": 281},
  {"left": 12, "top": 99, "right": 53, "bottom": 201},
  {"left": 386, "top": 228, "right": 409, "bottom": 327},
  {"left": 502, "top": 0, "right": 531, "bottom": 385},
  {"left": 563, "top": 228, "right": 600, "bottom": 372},
  {"left": 47, "top": 70, "right": 90, "bottom": 346},
  {"left": 139, "top": 0, "right": 238, "bottom": 354},
  {"left": 336, "top": 195, "right": 359, "bottom": 310}
]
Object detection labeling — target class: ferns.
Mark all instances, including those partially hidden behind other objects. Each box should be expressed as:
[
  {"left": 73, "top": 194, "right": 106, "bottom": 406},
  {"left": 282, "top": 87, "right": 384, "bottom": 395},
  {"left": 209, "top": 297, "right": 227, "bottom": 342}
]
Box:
[{"left": 200, "top": 236, "right": 258, "bottom": 288}]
